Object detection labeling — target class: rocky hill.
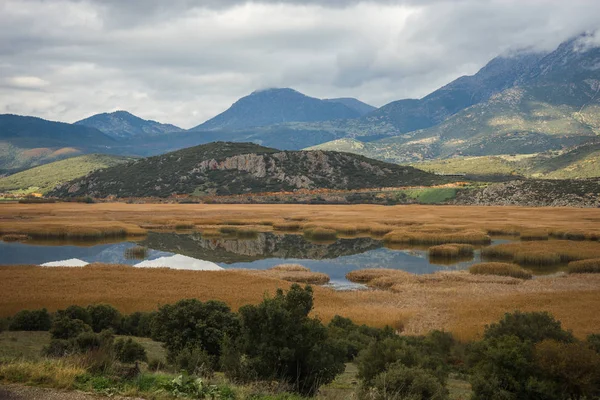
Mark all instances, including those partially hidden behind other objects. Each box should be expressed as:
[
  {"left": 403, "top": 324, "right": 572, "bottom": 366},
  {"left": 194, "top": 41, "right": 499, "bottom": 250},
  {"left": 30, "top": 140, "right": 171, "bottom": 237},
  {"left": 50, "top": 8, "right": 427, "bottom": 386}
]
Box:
[
  {"left": 50, "top": 142, "right": 445, "bottom": 198},
  {"left": 75, "top": 110, "right": 183, "bottom": 139}
]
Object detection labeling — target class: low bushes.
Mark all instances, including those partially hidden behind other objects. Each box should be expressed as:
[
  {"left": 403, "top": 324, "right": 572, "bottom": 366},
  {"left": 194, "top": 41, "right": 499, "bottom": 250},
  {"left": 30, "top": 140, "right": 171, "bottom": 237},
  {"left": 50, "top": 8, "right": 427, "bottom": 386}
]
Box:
[
  {"left": 469, "top": 262, "right": 532, "bottom": 280},
  {"left": 568, "top": 258, "right": 600, "bottom": 274},
  {"left": 9, "top": 308, "right": 52, "bottom": 331}
]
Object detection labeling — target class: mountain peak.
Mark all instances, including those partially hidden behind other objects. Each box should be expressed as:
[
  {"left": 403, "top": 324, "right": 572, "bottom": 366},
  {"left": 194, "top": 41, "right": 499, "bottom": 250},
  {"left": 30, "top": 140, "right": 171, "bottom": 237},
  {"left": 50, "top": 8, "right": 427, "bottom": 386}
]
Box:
[{"left": 75, "top": 111, "right": 183, "bottom": 139}]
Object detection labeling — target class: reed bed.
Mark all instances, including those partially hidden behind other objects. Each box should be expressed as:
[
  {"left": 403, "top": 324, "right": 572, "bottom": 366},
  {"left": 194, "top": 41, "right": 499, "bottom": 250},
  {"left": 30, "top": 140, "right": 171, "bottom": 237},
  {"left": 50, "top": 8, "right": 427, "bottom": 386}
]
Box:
[
  {"left": 568, "top": 259, "right": 600, "bottom": 274},
  {"left": 200, "top": 229, "right": 223, "bottom": 237},
  {"left": 549, "top": 229, "right": 600, "bottom": 241},
  {"left": 270, "top": 264, "right": 310, "bottom": 272},
  {"left": 1, "top": 234, "right": 30, "bottom": 242},
  {"left": 124, "top": 246, "right": 148, "bottom": 260},
  {"left": 0, "top": 221, "right": 146, "bottom": 240},
  {"left": 482, "top": 240, "right": 600, "bottom": 266},
  {"left": 519, "top": 229, "right": 549, "bottom": 241},
  {"left": 383, "top": 229, "right": 491, "bottom": 245},
  {"left": 272, "top": 221, "right": 304, "bottom": 231},
  {"left": 303, "top": 227, "right": 338, "bottom": 241},
  {"left": 469, "top": 262, "right": 533, "bottom": 280},
  {"left": 428, "top": 244, "right": 475, "bottom": 258}
]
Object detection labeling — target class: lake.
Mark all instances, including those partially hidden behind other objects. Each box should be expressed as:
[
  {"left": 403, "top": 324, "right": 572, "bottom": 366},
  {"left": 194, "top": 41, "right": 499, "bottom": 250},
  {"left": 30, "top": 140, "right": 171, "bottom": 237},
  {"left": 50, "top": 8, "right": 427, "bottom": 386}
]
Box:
[{"left": 0, "top": 232, "right": 511, "bottom": 288}]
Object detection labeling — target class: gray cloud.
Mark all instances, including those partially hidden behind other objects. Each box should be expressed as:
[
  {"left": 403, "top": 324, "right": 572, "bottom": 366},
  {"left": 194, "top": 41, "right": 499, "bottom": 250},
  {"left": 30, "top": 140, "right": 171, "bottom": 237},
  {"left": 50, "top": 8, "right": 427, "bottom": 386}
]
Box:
[{"left": 0, "top": 0, "right": 599, "bottom": 128}]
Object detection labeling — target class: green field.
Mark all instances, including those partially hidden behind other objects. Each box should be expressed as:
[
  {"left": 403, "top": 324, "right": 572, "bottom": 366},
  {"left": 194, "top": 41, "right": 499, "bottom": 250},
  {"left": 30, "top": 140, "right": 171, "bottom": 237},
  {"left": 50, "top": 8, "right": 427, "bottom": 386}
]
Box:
[{"left": 0, "top": 154, "right": 132, "bottom": 195}]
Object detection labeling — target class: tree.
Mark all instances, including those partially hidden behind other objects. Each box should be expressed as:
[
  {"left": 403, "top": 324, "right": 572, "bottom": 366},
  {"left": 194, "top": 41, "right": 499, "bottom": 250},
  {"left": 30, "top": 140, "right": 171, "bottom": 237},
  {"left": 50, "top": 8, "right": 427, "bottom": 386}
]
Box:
[
  {"left": 50, "top": 316, "right": 91, "bottom": 339},
  {"left": 114, "top": 338, "right": 148, "bottom": 363},
  {"left": 151, "top": 299, "right": 240, "bottom": 361},
  {"left": 238, "top": 284, "right": 346, "bottom": 395},
  {"left": 535, "top": 340, "right": 600, "bottom": 400},
  {"left": 87, "top": 304, "right": 122, "bottom": 333},
  {"left": 484, "top": 311, "right": 574, "bottom": 343},
  {"left": 9, "top": 309, "right": 51, "bottom": 331},
  {"left": 55, "top": 305, "right": 92, "bottom": 326}
]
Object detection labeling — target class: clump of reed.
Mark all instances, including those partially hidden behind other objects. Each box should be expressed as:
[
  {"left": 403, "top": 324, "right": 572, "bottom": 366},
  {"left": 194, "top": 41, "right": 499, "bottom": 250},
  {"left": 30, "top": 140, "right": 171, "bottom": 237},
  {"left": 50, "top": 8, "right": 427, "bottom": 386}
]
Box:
[
  {"left": 383, "top": 229, "right": 491, "bottom": 245},
  {"left": 124, "top": 246, "right": 148, "bottom": 260},
  {"left": 270, "top": 264, "right": 310, "bottom": 272},
  {"left": 235, "top": 228, "right": 259, "bottom": 239},
  {"left": 273, "top": 222, "right": 304, "bottom": 231},
  {"left": 0, "top": 223, "right": 147, "bottom": 241},
  {"left": 568, "top": 259, "right": 600, "bottom": 274},
  {"left": 303, "top": 227, "right": 338, "bottom": 241},
  {"left": 200, "top": 229, "right": 222, "bottom": 238},
  {"left": 549, "top": 229, "right": 600, "bottom": 241},
  {"left": 369, "top": 225, "right": 394, "bottom": 237},
  {"left": 1, "top": 234, "right": 30, "bottom": 242},
  {"left": 486, "top": 227, "right": 521, "bottom": 237},
  {"left": 513, "top": 251, "right": 561, "bottom": 267},
  {"left": 469, "top": 262, "right": 532, "bottom": 280},
  {"left": 171, "top": 221, "right": 195, "bottom": 230},
  {"left": 519, "top": 229, "right": 549, "bottom": 241},
  {"left": 346, "top": 269, "right": 410, "bottom": 284},
  {"left": 219, "top": 226, "right": 239, "bottom": 235},
  {"left": 303, "top": 223, "right": 360, "bottom": 236},
  {"left": 482, "top": 241, "right": 600, "bottom": 266},
  {"left": 428, "top": 244, "right": 475, "bottom": 258}
]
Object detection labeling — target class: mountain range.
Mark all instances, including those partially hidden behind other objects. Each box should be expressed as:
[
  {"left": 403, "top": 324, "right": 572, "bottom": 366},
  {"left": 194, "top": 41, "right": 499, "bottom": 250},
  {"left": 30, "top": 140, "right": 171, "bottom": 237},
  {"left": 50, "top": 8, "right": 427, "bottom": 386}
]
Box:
[{"left": 1, "top": 33, "right": 599, "bottom": 180}]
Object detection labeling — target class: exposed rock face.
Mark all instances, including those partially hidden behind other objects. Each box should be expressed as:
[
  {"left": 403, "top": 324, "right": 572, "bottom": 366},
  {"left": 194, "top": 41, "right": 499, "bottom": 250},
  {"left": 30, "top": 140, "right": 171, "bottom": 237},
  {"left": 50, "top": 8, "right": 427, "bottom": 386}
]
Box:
[{"left": 455, "top": 179, "right": 600, "bottom": 207}]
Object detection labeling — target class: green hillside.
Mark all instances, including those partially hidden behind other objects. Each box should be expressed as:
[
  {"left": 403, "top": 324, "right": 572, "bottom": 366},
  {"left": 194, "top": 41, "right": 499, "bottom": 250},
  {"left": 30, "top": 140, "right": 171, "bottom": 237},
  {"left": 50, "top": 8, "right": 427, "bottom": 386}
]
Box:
[{"left": 0, "top": 154, "right": 132, "bottom": 195}]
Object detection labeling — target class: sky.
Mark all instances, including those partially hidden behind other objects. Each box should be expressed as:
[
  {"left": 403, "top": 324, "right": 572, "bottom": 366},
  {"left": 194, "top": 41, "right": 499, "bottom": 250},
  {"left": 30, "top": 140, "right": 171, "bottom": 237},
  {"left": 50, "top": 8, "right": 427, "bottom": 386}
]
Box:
[{"left": 1, "top": 0, "right": 599, "bottom": 128}]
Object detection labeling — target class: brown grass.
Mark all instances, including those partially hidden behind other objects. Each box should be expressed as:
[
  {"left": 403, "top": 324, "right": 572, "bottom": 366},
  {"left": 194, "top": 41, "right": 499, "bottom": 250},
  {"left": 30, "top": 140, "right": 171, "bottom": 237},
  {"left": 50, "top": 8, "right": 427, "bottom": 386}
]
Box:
[
  {"left": 383, "top": 229, "right": 491, "bottom": 245},
  {"left": 303, "top": 227, "right": 338, "bottom": 241},
  {"left": 124, "top": 246, "right": 148, "bottom": 260},
  {"left": 469, "top": 262, "right": 533, "bottom": 280},
  {"left": 270, "top": 264, "right": 311, "bottom": 272},
  {"left": 482, "top": 241, "right": 600, "bottom": 265},
  {"left": 428, "top": 244, "right": 474, "bottom": 258},
  {"left": 1, "top": 234, "right": 30, "bottom": 242},
  {"left": 0, "top": 359, "right": 85, "bottom": 389},
  {"left": 273, "top": 222, "right": 303, "bottom": 231},
  {"left": 568, "top": 259, "right": 600, "bottom": 274},
  {"left": 520, "top": 229, "right": 549, "bottom": 241}
]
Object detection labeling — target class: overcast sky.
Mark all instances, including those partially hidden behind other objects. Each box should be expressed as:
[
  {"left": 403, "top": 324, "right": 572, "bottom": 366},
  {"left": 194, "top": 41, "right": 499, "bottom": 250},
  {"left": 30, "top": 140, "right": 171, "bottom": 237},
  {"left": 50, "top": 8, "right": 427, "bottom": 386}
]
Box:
[{"left": 1, "top": 0, "right": 599, "bottom": 128}]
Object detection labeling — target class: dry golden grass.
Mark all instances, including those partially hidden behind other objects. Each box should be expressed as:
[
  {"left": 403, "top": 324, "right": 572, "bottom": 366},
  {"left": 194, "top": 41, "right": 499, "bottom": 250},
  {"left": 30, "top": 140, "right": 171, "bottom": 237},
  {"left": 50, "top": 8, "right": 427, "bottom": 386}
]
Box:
[
  {"left": 428, "top": 244, "right": 475, "bottom": 258},
  {"left": 383, "top": 229, "right": 491, "bottom": 245},
  {"left": 482, "top": 240, "right": 600, "bottom": 265},
  {"left": 1, "top": 234, "right": 30, "bottom": 242},
  {"left": 520, "top": 229, "right": 549, "bottom": 241},
  {"left": 469, "top": 262, "right": 532, "bottom": 280},
  {"left": 549, "top": 229, "right": 600, "bottom": 241},
  {"left": 0, "top": 359, "right": 85, "bottom": 389},
  {"left": 273, "top": 221, "right": 304, "bottom": 231},
  {"left": 270, "top": 264, "right": 311, "bottom": 272},
  {"left": 124, "top": 246, "right": 148, "bottom": 260},
  {"left": 568, "top": 259, "right": 600, "bottom": 274},
  {"left": 303, "top": 227, "right": 338, "bottom": 241}
]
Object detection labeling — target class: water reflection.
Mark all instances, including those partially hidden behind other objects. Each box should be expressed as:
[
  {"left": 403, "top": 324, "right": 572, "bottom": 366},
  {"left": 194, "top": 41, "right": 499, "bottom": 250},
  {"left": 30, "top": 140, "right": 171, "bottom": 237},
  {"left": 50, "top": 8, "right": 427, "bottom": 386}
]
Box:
[{"left": 0, "top": 232, "right": 503, "bottom": 287}]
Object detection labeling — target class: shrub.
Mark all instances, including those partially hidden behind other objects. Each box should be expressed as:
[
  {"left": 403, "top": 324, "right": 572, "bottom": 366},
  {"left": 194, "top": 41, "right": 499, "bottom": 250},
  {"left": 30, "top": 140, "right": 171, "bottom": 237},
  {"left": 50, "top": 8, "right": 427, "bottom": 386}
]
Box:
[
  {"left": 535, "top": 340, "right": 600, "bottom": 400},
  {"left": 327, "top": 315, "right": 394, "bottom": 361},
  {"left": 73, "top": 331, "right": 103, "bottom": 352},
  {"left": 469, "top": 262, "right": 532, "bottom": 280},
  {"left": 174, "top": 347, "right": 214, "bottom": 377},
  {"left": 119, "top": 311, "right": 155, "bottom": 337},
  {"left": 568, "top": 258, "right": 600, "bottom": 274},
  {"left": 483, "top": 311, "right": 574, "bottom": 344},
  {"left": 56, "top": 305, "right": 92, "bottom": 326},
  {"left": 50, "top": 317, "right": 92, "bottom": 339},
  {"left": 42, "top": 339, "right": 73, "bottom": 358},
  {"left": 9, "top": 308, "right": 52, "bottom": 331},
  {"left": 87, "top": 304, "right": 122, "bottom": 333},
  {"left": 371, "top": 364, "right": 448, "bottom": 400},
  {"left": 148, "top": 358, "right": 168, "bottom": 372},
  {"left": 114, "top": 338, "right": 148, "bottom": 364},
  {"left": 588, "top": 334, "right": 600, "bottom": 354},
  {"left": 238, "top": 284, "right": 346, "bottom": 395},
  {"left": 151, "top": 299, "right": 240, "bottom": 362}
]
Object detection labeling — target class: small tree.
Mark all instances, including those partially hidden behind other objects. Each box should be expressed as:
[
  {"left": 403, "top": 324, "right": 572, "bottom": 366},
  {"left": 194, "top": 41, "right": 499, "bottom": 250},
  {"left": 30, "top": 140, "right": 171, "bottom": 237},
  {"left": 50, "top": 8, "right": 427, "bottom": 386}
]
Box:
[
  {"left": 87, "top": 304, "right": 122, "bottom": 333},
  {"left": 50, "top": 316, "right": 92, "bottom": 339},
  {"left": 9, "top": 309, "right": 51, "bottom": 331},
  {"left": 371, "top": 364, "right": 448, "bottom": 400},
  {"left": 151, "top": 299, "right": 240, "bottom": 362},
  {"left": 483, "top": 311, "right": 573, "bottom": 343},
  {"left": 238, "top": 284, "right": 346, "bottom": 395},
  {"left": 114, "top": 338, "right": 148, "bottom": 363},
  {"left": 56, "top": 305, "right": 92, "bottom": 326},
  {"left": 535, "top": 340, "right": 600, "bottom": 400}
]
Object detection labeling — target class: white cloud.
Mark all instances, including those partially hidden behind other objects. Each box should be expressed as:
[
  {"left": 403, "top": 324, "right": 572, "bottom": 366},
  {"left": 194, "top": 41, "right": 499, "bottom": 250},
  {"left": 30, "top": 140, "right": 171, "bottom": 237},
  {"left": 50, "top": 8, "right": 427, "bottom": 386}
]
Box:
[{"left": 0, "top": 0, "right": 598, "bottom": 128}]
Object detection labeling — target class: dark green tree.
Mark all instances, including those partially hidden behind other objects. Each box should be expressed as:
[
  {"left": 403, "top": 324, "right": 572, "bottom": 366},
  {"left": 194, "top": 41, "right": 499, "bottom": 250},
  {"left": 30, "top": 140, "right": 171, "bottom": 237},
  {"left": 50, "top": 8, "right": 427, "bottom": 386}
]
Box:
[
  {"left": 484, "top": 311, "right": 574, "bottom": 343},
  {"left": 87, "top": 304, "right": 122, "bottom": 333},
  {"left": 151, "top": 299, "right": 240, "bottom": 361},
  {"left": 55, "top": 305, "right": 92, "bottom": 326},
  {"left": 50, "top": 316, "right": 91, "bottom": 339},
  {"left": 238, "top": 284, "right": 346, "bottom": 395},
  {"left": 9, "top": 309, "right": 51, "bottom": 331},
  {"left": 114, "top": 338, "right": 148, "bottom": 363}
]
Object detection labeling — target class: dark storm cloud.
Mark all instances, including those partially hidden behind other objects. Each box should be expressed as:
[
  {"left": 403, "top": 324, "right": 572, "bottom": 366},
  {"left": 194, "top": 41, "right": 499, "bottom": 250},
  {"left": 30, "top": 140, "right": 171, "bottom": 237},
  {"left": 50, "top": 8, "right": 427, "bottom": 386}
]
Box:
[{"left": 0, "top": 0, "right": 598, "bottom": 127}]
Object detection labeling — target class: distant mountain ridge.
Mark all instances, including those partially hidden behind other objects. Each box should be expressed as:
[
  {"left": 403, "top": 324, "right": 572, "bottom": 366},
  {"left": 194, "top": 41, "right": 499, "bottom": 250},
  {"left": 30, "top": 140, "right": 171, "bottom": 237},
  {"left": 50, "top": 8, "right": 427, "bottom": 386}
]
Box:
[
  {"left": 323, "top": 98, "right": 377, "bottom": 116},
  {"left": 75, "top": 110, "right": 184, "bottom": 139},
  {"left": 50, "top": 142, "right": 445, "bottom": 198},
  {"left": 191, "top": 88, "right": 363, "bottom": 131}
]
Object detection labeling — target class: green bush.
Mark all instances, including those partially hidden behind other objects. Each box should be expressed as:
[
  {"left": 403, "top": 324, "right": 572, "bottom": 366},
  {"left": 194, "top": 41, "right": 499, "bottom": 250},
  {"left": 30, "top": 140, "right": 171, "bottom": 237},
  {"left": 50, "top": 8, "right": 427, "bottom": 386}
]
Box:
[
  {"left": 174, "top": 347, "right": 214, "bottom": 377},
  {"left": 119, "top": 311, "right": 155, "bottom": 337},
  {"left": 9, "top": 308, "right": 52, "bottom": 331},
  {"left": 161, "top": 372, "right": 235, "bottom": 399},
  {"left": 238, "top": 284, "right": 346, "bottom": 396},
  {"left": 42, "top": 338, "right": 73, "bottom": 357},
  {"left": 588, "top": 334, "right": 600, "bottom": 354},
  {"left": 327, "top": 315, "right": 395, "bottom": 361},
  {"left": 55, "top": 305, "right": 92, "bottom": 326},
  {"left": 87, "top": 304, "right": 122, "bottom": 333},
  {"left": 148, "top": 358, "right": 168, "bottom": 372},
  {"left": 114, "top": 338, "right": 147, "bottom": 364},
  {"left": 50, "top": 317, "right": 92, "bottom": 339},
  {"left": 151, "top": 299, "right": 240, "bottom": 362},
  {"left": 484, "top": 311, "right": 574, "bottom": 343},
  {"left": 371, "top": 364, "right": 448, "bottom": 400}
]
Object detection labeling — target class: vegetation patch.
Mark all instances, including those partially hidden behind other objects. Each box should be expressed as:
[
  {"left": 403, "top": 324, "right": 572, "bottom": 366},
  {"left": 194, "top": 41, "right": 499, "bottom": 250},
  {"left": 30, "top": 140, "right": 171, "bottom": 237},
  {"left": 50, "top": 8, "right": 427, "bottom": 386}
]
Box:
[
  {"left": 384, "top": 229, "right": 491, "bottom": 245},
  {"left": 469, "top": 262, "right": 533, "bottom": 280},
  {"left": 520, "top": 229, "right": 549, "bottom": 241},
  {"left": 303, "top": 227, "right": 338, "bottom": 241},
  {"left": 482, "top": 240, "right": 600, "bottom": 265},
  {"left": 124, "top": 246, "right": 148, "bottom": 260},
  {"left": 1, "top": 234, "right": 30, "bottom": 242},
  {"left": 568, "top": 259, "right": 600, "bottom": 274},
  {"left": 428, "top": 243, "right": 474, "bottom": 258}
]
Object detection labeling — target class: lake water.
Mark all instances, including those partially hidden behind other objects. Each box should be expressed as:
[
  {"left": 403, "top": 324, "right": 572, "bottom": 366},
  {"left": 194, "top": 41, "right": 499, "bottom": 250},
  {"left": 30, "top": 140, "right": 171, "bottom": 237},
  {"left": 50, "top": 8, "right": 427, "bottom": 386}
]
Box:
[{"left": 0, "top": 232, "right": 510, "bottom": 288}]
